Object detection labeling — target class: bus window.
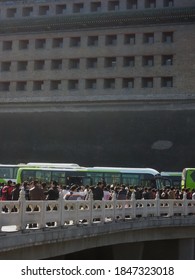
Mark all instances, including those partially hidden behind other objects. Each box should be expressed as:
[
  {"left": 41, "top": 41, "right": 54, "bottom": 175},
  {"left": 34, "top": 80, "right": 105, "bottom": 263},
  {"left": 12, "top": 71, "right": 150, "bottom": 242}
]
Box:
[
  {"left": 0, "top": 168, "right": 12, "bottom": 179},
  {"left": 104, "top": 173, "right": 120, "bottom": 185},
  {"left": 21, "top": 170, "right": 52, "bottom": 183},
  {"left": 122, "top": 173, "right": 140, "bottom": 186},
  {"left": 162, "top": 178, "right": 171, "bottom": 188},
  {"left": 21, "top": 170, "right": 37, "bottom": 182},
  {"left": 82, "top": 177, "right": 92, "bottom": 186},
  {"left": 51, "top": 171, "right": 66, "bottom": 185},
  {"left": 161, "top": 172, "right": 182, "bottom": 188},
  {"left": 0, "top": 164, "right": 27, "bottom": 183},
  {"left": 86, "top": 172, "right": 104, "bottom": 185},
  {"left": 36, "top": 171, "right": 51, "bottom": 183}
]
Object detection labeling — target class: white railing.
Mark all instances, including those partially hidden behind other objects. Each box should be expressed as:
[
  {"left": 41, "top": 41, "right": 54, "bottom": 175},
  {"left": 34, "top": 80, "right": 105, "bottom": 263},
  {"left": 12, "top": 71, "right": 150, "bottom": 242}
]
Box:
[{"left": 0, "top": 189, "right": 195, "bottom": 232}]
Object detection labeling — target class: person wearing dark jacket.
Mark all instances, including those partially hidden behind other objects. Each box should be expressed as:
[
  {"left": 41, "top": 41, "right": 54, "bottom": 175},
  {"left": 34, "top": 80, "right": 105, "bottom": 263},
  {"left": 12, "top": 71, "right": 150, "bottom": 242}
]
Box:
[
  {"left": 93, "top": 181, "right": 104, "bottom": 200},
  {"left": 44, "top": 181, "right": 59, "bottom": 200},
  {"left": 11, "top": 183, "right": 21, "bottom": 200}
]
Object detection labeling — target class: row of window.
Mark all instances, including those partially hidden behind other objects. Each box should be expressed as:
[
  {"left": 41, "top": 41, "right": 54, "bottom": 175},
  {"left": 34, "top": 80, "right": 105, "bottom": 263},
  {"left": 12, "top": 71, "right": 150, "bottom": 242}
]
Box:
[
  {"left": 0, "top": 55, "right": 174, "bottom": 71},
  {"left": 0, "top": 1, "right": 175, "bottom": 19},
  {"left": 0, "top": 77, "right": 173, "bottom": 91},
  {"left": 0, "top": 32, "right": 174, "bottom": 51}
]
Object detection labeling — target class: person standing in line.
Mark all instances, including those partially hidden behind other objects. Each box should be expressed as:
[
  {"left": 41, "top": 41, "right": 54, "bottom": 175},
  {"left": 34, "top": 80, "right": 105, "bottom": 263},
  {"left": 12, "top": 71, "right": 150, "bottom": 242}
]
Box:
[
  {"left": 93, "top": 181, "right": 104, "bottom": 200},
  {"left": 1, "top": 180, "right": 14, "bottom": 201},
  {"left": 11, "top": 183, "right": 21, "bottom": 200},
  {"left": 44, "top": 180, "right": 59, "bottom": 200},
  {"left": 117, "top": 184, "right": 127, "bottom": 200},
  {"left": 29, "top": 180, "right": 45, "bottom": 200}
]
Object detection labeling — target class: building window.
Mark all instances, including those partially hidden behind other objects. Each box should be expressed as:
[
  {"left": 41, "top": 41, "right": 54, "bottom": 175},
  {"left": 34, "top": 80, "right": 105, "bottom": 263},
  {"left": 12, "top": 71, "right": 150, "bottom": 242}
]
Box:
[
  {"left": 161, "top": 77, "right": 173, "bottom": 87},
  {"left": 2, "top": 41, "right": 12, "bottom": 51},
  {"left": 143, "top": 33, "right": 154, "bottom": 44},
  {"left": 34, "top": 60, "right": 45, "bottom": 70},
  {"left": 127, "top": 0, "right": 137, "bottom": 9},
  {"left": 123, "top": 56, "right": 135, "bottom": 67},
  {"left": 88, "top": 36, "right": 98, "bottom": 46},
  {"left": 1, "top": 61, "right": 11, "bottom": 72},
  {"left": 35, "top": 39, "right": 46, "bottom": 49},
  {"left": 69, "top": 59, "right": 80, "bottom": 69},
  {"left": 90, "top": 2, "right": 101, "bottom": 12},
  {"left": 105, "top": 35, "right": 117, "bottom": 46},
  {"left": 39, "top": 5, "right": 49, "bottom": 16},
  {"left": 0, "top": 82, "right": 10, "bottom": 91},
  {"left": 85, "top": 79, "right": 97, "bottom": 89},
  {"left": 70, "top": 37, "right": 81, "bottom": 47},
  {"left": 19, "top": 40, "right": 29, "bottom": 50},
  {"left": 104, "top": 78, "right": 115, "bottom": 89},
  {"left": 162, "top": 55, "right": 173, "bottom": 65},
  {"left": 56, "top": 4, "right": 66, "bottom": 15},
  {"left": 145, "top": 0, "right": 156, "bottom": 8},
  {"left": 108, "top": 1, "right": 119, "bottom": 11},
  {"left": 105, "top": 57, "right": 117, "bottom": 67},
  {"left": 51, "top": 59, "right": 62, "bottom": 70},
  {"left": 52, "top": 38, "right": 63, "bottom": 48},
  {"left": 33, "top": 81, "right": 44, "bottom": 91},
  {"left": 73, "top": 3, "right": 84, "bottom": 13},
  {"left": 163, "top": 0, "right": 174, "bottom": 7},
  {"left": 162, "top": 32, "right": 173, "bottom": 43},
  {"left": 68, "top": 80, "right": 79, "bottom": 90},
  {"left": 142, "top": 77, "right": 153, "bottom": 88},
  {"left": 17, "top": 61, "right": 28, "bottom": 71},
  {"left": 142, "top": 56, "right": 154, "bottom": 66},
  {"left": 124, "top": 34, "right": 135, "bottom": 45},
  {"left": 22, "top": 7, "right": 33, "bottom": 17},
  {"left": 86, "top": 58, "right": 97, "bottom": 68},
  {"left": 122, "top": 78, "right": 134, "bottom": 89},
  {"left": 16, "top": 81, "right": 27, "bottom": 91},
  {"left": 50, "top": 80, "right": 61, "bottom": 90},
  {"left": 7, "top": 8, "right": 16, "bottom": 18}
]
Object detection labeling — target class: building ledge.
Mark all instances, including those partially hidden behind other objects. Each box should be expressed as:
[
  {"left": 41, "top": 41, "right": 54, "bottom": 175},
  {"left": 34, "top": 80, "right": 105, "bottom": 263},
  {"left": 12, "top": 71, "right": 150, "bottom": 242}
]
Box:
[
  {"left": 0, "top": 7, "right": 195, "bottom": 34},
  {"left": 0, "top": 93, "right": 195, "bottom": 112}
]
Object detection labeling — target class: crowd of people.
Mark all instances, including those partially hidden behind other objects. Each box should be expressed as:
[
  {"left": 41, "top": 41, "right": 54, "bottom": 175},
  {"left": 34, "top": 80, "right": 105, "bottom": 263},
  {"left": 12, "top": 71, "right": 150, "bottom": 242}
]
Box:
[{"left": 1, "top": 179, "right": 195, "bottom": 201}]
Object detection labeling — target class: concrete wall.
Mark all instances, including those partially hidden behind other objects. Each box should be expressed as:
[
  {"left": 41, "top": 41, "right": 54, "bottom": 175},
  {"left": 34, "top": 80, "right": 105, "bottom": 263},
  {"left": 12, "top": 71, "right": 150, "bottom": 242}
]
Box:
[
  {"left": 1, "top": 216, "right": 195, "bottom": 260},
  {"left": 0, "top": 106, "right": 195, "bottom": 171}
]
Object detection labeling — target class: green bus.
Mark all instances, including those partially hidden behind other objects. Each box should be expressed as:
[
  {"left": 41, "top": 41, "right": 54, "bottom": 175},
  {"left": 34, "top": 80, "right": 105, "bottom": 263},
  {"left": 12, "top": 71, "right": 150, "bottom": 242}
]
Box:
[
  {"left": 181, "top": 168, "right": 195, "bottom": 190},
  {"left": 161, "top": 171, "right": 182, "bottom": 188},
  {"left": 0, "top": 162, "right": 82, "bottom": 185},
  {"left": 16, "top": 166, "right": 162, "bottom": 188},
  {"left": 0, "top": 164, "right": 26, "bottom": 184}
]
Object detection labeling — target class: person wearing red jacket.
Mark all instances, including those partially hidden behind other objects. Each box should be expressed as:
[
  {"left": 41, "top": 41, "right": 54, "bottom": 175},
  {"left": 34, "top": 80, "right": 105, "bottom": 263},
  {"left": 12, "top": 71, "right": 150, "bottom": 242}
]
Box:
[{"left": 1, "top": 180, "right": 14, "bottom": 201}]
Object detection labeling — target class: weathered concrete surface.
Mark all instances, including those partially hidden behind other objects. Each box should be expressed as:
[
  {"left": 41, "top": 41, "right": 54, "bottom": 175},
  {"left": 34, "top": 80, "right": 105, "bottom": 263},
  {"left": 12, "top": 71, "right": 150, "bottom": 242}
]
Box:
[
  {"left": 0, "top": 216, "right": 195, "bottom": 260},
  {"left": 0, "top": 103, "right": 195, "bottom": 171}
]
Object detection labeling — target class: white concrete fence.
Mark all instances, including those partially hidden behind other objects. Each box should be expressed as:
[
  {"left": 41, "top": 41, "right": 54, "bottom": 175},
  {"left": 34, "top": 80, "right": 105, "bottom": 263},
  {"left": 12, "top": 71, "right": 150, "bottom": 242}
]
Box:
[{"left": 0, "top": 189, "right": 195, "bottom": 232}]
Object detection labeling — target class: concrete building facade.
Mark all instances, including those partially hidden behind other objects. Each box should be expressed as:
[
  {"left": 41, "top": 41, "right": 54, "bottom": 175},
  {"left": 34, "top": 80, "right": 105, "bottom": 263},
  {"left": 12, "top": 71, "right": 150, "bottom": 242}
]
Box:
[
  {"left": 0, "top": 0, "right": 195, "bottom": 103},
  {"left": 0, "top": 1, "right": 195, "bottom": 169}
]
